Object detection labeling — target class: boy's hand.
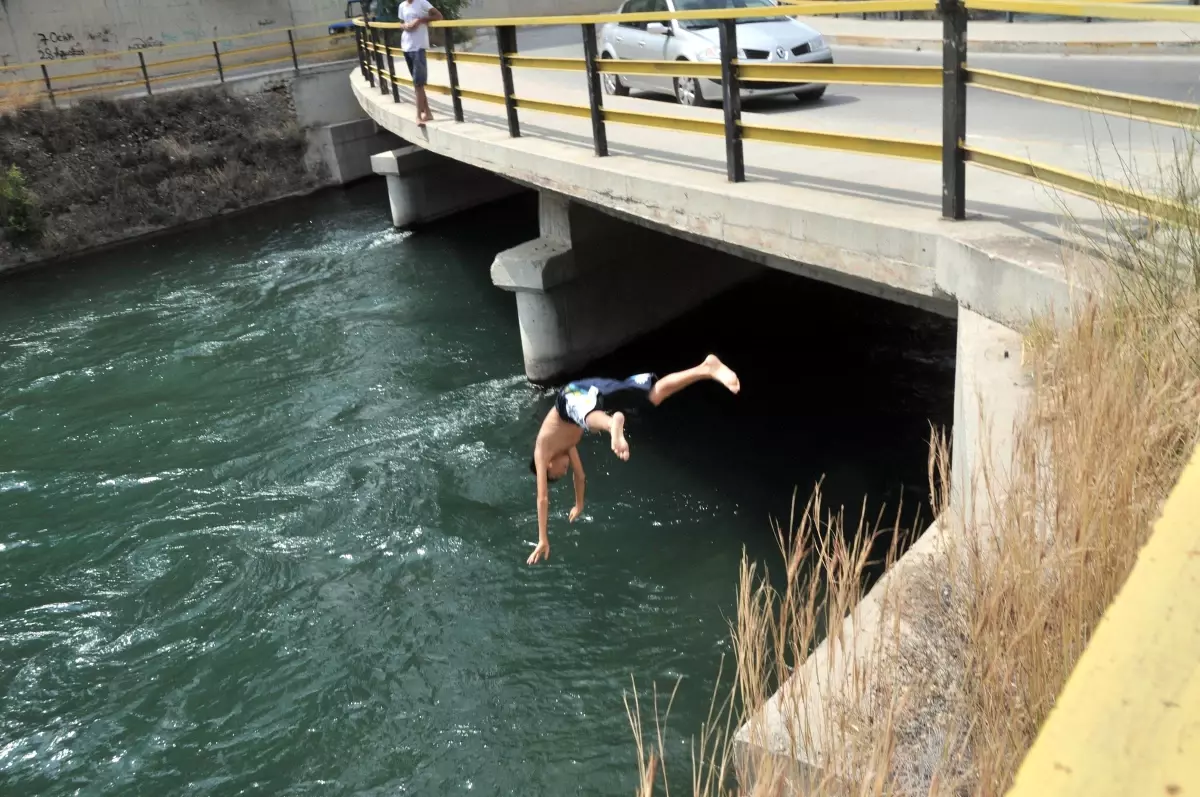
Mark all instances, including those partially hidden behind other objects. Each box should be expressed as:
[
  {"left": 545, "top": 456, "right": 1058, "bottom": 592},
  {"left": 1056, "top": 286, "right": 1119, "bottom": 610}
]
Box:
[
  {"left": 569, "top": 504, "right": 583, "bottom": 523},
  {"left": 527, "top": 539, "right": 550, "bottom": 565}
]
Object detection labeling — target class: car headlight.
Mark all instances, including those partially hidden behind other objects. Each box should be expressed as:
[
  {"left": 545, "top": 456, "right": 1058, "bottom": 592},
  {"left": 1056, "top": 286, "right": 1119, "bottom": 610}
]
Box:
[{"left": 809, "top": 34, "right": 827, "bottom": 51}]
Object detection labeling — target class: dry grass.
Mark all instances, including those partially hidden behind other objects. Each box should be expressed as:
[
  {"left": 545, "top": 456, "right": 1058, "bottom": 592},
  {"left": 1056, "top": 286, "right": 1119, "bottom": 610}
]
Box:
[
  {"left": 626, "top": 486, "right": 921, "bottom": 797},
  {"left": 0, "top": 78, "right": 48, "bottom": 114},
  {"left": 625, "top": 137, "right": 1200, "bottom": 796}
]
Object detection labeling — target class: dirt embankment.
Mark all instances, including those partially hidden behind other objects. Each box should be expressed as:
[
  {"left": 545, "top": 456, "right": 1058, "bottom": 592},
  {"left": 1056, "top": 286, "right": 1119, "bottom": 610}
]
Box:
[{"left": 0, "top": 83, "right": 321, "bottom": 270}]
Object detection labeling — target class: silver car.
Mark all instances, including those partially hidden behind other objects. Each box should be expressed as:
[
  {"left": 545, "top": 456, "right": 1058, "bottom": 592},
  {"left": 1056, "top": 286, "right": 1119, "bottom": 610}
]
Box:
[{"left": 599, "top": 0, "right": 832, "bottom": 106}]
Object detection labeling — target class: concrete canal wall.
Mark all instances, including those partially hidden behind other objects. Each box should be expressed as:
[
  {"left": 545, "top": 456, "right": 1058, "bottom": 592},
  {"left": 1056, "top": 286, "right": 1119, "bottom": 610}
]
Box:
[{"left": 0, "top": 0, "right": 617, "bottom": 68}]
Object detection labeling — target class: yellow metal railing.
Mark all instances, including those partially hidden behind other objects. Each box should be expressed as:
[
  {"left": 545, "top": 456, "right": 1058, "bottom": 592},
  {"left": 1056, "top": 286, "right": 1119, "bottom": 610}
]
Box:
[
  {"left": 352, "top": 0, "right": 1197, "bottom": 224},
  {"left": 1004, "top": 440, "right": 1200, "bottom": 796},
  {"left": 0, "top": 19, "right": 360, "bottom": 108},
  {"left": 967, "top": 0, "right": 1200, "bottom": 20}
]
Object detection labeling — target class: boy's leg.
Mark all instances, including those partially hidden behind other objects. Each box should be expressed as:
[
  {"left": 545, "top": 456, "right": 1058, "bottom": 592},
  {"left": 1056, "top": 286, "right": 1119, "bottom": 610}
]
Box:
[
  {"left": 585, "top": 410, "right": 629, "bottom": 461},
  {"left": 406, "top": 50, "right": 429, "bottom": 122},
  {"left": 416, "top": 50, "right": 432, "bottom": 120},
  {"left": 647, "top": 354, "right": 740, "bottom": 405}
]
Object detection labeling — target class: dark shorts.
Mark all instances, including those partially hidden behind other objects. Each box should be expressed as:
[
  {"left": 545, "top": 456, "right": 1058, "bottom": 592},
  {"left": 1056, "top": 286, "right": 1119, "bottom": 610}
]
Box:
[
  {"left": 555, "top": 373, "right": 658, "bottom": 430},
  {"left": 403, "top": 48, "right": 428, "bottom": 87}
]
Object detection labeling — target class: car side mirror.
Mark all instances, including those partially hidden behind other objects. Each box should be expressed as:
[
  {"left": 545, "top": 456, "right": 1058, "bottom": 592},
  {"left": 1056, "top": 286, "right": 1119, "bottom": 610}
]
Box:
[{"left": 647, "top": 21, "right": 672, "bottom": 35}]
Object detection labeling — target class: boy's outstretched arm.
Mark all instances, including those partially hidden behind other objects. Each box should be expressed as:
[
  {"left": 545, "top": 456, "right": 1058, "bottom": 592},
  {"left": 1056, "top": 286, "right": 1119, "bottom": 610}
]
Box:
[
  {"left": 529, "top": 458, "right": 551, "bottom": 565},
  {"left": 568, "top": 446, "right": 585, "bottom": 521}
]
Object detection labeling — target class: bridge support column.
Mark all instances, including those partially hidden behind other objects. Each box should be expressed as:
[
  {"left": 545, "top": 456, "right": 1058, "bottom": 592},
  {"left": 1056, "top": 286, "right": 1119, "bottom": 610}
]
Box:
[
  {"left": 370, "top": 145, "right": 521, "bottom": 229},
  {"left": 950, "top": 306, "right": 1031, "bottom": 528},
  {"left": 491, "top": 192, "right": 761, "bottom": 384}
]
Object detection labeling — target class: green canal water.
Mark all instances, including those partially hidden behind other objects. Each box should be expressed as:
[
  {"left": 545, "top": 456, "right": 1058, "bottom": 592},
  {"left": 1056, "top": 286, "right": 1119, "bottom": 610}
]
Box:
[{"left": 0, "top": 182, "right": 955, "bottom": 796}]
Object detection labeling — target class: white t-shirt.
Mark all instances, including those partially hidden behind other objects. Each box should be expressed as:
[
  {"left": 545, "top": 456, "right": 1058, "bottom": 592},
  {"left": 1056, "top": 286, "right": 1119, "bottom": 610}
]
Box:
[{"left": 400, "top": 0, "right": 434, "bottom": 51}]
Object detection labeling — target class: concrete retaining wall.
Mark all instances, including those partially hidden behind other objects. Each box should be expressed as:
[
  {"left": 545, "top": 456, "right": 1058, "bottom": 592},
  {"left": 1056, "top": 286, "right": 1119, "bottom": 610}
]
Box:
[
  {"left": 214, "top": 61, "right": 401, "bottom": 185},
  {"left": 462, "top": 0, "right": 621, "bottom": 19},
  {"left": 0, "top": 0, "right": 616, "bottom": 68},
  {"left": 0, "top": 0, "right": 342, "bottom": 67}
]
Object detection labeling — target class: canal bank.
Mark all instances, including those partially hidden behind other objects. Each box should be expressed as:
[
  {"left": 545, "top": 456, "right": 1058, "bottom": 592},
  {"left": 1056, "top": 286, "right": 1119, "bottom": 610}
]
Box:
[
  {"left": 0, "top": 61, "right": 398, "bottom": 277},
  {"left": 0, "top": 179, "right": 956, "bottom": 795}
]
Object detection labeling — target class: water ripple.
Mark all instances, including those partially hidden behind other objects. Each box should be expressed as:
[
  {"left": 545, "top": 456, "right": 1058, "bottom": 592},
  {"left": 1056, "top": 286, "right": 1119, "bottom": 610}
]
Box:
[{"left": 0, "top": 186, "right": 955, "bottom": 796}]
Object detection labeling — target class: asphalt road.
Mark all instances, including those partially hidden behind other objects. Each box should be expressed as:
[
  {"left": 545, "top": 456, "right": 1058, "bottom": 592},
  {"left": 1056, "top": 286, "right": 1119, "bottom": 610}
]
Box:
[{"left": 474, "top": 25, "right": 1198, "bottom": 157}]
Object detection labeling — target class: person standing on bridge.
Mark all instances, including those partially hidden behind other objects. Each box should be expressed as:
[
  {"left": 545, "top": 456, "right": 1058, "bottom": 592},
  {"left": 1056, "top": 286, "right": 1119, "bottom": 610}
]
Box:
[
  {"left": 526, "top": 355, "right": 741, "bottom": 565},
  {"left": 392, "top": 0, "right": 442, "bottom": 124}
]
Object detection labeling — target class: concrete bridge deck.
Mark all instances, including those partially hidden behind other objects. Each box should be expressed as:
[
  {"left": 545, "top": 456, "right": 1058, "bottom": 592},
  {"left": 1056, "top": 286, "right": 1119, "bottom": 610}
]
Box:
[{"left": 350, "top": 51, "right": 1184, "bottom": 332}]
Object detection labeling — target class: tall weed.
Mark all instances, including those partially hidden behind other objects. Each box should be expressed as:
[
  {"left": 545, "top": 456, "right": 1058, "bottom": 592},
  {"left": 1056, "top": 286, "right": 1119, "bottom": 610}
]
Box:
[{"left": 626, "top": 133, "right": 1200, "bottom": 797}]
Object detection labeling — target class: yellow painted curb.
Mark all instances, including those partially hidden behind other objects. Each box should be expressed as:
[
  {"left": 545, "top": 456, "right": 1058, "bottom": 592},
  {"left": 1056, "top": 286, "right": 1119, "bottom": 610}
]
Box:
[{"left": 826, "top": 33, "right": 1200, "bottom": 53}]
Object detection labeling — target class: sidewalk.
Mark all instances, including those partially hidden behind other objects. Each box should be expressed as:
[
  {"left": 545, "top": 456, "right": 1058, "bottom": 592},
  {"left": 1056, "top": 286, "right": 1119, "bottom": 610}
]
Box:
[{"left": 804, "top": 17, "right": 1200, "bottom": 53}]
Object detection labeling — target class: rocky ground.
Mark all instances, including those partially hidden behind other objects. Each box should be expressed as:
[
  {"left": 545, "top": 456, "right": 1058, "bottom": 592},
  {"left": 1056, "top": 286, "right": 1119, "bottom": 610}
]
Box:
[
  {"left": 0, "top": 82, "right": 320, "bottom": 270},
  {"left": 883, "top": 564, "right": 974, "bottom": 795}
]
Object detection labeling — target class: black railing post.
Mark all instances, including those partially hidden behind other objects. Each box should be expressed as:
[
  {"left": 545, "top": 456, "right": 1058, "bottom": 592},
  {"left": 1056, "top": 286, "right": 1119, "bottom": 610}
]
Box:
[
  {"left": 497, "top": 25, "right": 520, "bottom": 137},
  {"left": 138, "top": 51, "right": 152, "bottom": 96},
  {"left": 582, "top": 23, "right": 608, "bottom": 157},
  {"left": 364, "top": 22, "right": 376, "bottom": 86},
  {"left": 385, "top": 28, "right": 400, "bottom": 102},
  {"left": 376, "top": 26, "right": 389, "bottom": 96},
  {"left": 288, "top": 29, "right": 301, "bottom": 73},
  {"left": 940, "top": 0, "right": 967, "bottom": 220},
  {"left": 445, "top": 29, "right": 464, "bottom": 122},
  {"left": 40, "top": 64, "right": 55, "bottom": 108},
  {"left": 718, "top": 19, "right": 744, "bottom": 183},
  {"left": 355, "top": 27, "right": 369, "bottom": 80},
  {"left": 371, "top": 24, "right": 385, "bottom": 89},
  {"left": 213, "top": 42, "right": 225, "bottom": 82}
]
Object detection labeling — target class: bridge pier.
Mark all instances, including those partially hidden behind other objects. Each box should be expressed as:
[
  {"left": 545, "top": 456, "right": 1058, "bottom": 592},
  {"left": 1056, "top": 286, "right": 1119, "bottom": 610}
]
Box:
[
  {"left": 370, "top": 146, "right": 522, "bottom": 229},
  {"left": 950, "top": 306, "right": 1030, "bottom": 527},
  {"left": 490, "top": 192, "right": 761, "bottom": 384}
]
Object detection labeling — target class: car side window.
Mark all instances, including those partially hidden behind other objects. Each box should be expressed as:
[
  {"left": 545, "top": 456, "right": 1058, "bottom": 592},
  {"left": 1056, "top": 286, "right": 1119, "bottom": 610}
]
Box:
[
  {"left": 649, "top": 0, "right": 669, "bottom": 27},
  {"left": 619, "top": 0, "right": 649, "bottom": 29}
]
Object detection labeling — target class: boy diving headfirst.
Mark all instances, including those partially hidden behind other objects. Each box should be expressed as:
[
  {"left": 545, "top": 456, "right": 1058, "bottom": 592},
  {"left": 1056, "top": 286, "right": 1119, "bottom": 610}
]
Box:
[{"left": 526, "top": 354, "right": 741, "bottom": 565}]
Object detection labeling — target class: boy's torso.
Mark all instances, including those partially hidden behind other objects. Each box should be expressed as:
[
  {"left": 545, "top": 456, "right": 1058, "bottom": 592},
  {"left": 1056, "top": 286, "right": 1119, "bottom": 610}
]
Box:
[
  {"left": 400, "top": 0, "right": 431, "bottom": 49},
  {"left": 537, "top": 407, "right": 584, "bottom": 459}
]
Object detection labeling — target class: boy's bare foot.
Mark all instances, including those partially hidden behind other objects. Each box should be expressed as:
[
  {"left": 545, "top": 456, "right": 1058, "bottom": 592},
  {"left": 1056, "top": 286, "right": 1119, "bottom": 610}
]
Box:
[
  {"left": 704, "top": 354, "right": 741, "bottom": 395},
  {"left": 610, "top": 412, "right": 629, "bottom": 461}
]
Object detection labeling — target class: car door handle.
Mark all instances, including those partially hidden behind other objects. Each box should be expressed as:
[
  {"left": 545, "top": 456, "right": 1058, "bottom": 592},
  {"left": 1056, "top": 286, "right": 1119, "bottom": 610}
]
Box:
[
  {"left": 638, "top": 41, "right": 645, "bottom": 46},
  {"left": 616, "top": 36, "right": 623, "bottom": 42}
]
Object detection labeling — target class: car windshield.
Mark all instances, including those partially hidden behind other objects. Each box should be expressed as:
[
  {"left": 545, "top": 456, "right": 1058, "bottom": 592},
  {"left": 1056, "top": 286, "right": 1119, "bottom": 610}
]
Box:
[{"left": 672, "top": 0, "right": 789, "bottom": 30}]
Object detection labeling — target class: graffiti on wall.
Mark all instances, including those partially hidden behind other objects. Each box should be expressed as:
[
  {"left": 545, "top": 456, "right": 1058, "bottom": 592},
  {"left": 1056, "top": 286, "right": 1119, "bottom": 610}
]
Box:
[
  {"left": 86, "top": 26, "right": 115, "bottom": 44},
  {"left": 127, "top": 36, "right": 165, "bottom": 50},
  {"left": 35, "top": 30, "right": 87, "bottom": 60}
]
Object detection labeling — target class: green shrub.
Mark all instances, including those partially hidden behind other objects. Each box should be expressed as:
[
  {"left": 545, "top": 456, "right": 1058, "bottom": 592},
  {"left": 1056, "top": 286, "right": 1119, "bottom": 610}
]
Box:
[
  {"left": 430, "top": 0, "right": 473, "bottom": 45},
  {"left": 430, "top": 0, "right": 470, "bottom": 19},
  {"left": 0, "top": 164, "right": 43, "bottom": 247}
]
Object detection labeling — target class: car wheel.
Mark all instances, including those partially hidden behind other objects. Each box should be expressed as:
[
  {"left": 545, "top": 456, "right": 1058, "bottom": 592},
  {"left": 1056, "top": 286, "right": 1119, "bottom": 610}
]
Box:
[
  {"left": 601, "top": 54, "right": 629, "bottom": 96},
  {"left": 674, "top": 76, "right": 707, "bottom": 107},
  {"left": 795, "top": 85, "right": 827, "bottom": 102}
]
